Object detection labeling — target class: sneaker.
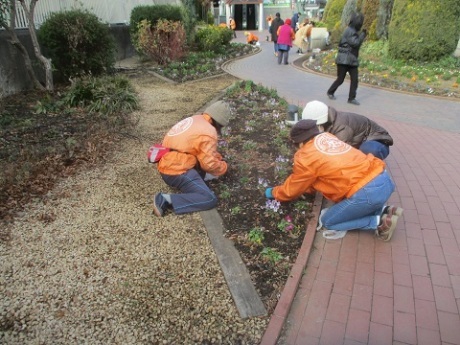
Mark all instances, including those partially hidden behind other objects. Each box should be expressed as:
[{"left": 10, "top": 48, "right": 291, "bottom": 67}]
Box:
[
  {"left": 327, "top": 93, "right": 336, "bottom": 100},
  {"left": 376, "top": 214, "right": 398, "bottom": 241},
  {"left": 348, "top": 99, "right": 360, "bottom": 105},
  {"left": 383, "top": 205, "right": 404, "bottom": 217},
  {"left": 153, "top": 193, "right": 169, "bottom": 217}
]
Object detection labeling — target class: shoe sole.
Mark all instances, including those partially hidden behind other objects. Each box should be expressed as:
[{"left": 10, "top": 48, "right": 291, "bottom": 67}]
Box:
[
  {"left": 153, "top": 196, "right": 163, "bottom": 217},
  {"left": 378, "top": 214, "right": 398, "bottom": 241},
  {"left": 388, "top": 206, "right": 404, "bottom": 217}
]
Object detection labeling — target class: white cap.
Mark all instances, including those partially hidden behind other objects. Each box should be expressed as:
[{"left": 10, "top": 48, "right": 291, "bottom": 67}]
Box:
[{"left": 302, "top": 100, "right": 329, "bottom": 125}]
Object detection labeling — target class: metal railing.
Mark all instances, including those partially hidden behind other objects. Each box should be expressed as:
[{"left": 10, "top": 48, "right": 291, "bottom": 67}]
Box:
[{"left": 4, "top": 0, "right": 181, "bottom": 29}]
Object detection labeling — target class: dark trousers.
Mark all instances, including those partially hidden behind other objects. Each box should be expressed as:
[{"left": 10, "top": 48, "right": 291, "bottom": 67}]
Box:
[
  {"left": 327, "top": 64, "right": 359, "bottom": 101},
  {"left": 160, "top": 169, "right": 217, "bottom": 214},
  {"left": 278, "top": 48, "right": 290, "bottom": 65}
]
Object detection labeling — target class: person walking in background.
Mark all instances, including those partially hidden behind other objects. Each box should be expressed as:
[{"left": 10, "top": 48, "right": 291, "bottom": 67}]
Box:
[
  {"left": 266, "top": 14, "right": 273, "bottom": 41},
  {"left": 264, "top": 120, "right": 402, "bottom": 241},
  {"left": 229, "top": 16, "right": 237, "bottom": 38},
  {"left": 152, "top": 101, "right": 231, "bottom": 217},
  {"left": 291, "top": 12, "right": 301, "bottom": 32},
  {"left": 276, "top": 18, "right": 295, "bottom": 65},
  {"left": 327, "top": 12, "right": 367, "bottom": 105},
  {"left": 294, "top": 18, "right": 310, "bottom": 54},
  {"left": 270, "top": 12, "right": 284, "bottom": 57},
  {"left": 305, "top": 21, "right": 314, "bottom": 52},
  {"left": 301, "top": 100, "right": 393, "bottom": 159}
]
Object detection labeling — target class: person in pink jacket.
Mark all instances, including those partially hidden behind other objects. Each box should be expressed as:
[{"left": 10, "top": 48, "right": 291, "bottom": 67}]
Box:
[
  {"left": 153, "top": 101, "right": 231, "bottom": 217},
  {"left": 276, "top": 18, "right": 295, "bottom": 65}
]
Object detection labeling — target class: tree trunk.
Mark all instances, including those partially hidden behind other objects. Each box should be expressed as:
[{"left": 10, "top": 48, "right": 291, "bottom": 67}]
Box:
[
  {"left": 454, "top": 36, "right": 460, "bottom": 57},
  {"left": 1, "top": 0, "right": 44, "bottom": 90},
  {"left": 20, "top": 0, "right": 53, "bottom": 91}
]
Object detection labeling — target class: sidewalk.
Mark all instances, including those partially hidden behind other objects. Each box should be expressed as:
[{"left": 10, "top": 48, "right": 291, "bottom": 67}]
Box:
[{"left": 225, "top": 33, "right": 460, "bottom": 345}]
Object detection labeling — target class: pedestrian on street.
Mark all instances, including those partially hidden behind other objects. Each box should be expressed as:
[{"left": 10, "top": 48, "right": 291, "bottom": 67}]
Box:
[
  {"left": 327, "top": 12, "right": 367, "bottom": 105},
  {"left": 270, "top": 12, "right": 284, "bottom": 57},
  {"left": 276, "top": 18, "right": 295, "bottom": 65},
  {"left": 152, "top": 101, "right": 231, "bottom": 217},
  {"left": 265, "top": 120, "right": 402, "bottom": 241},
  {"left": 301, "top": 100, "right": 393, "bottom": 159},
  {"left": 229, "top": 16, "right": 237, "bottom": 38}
]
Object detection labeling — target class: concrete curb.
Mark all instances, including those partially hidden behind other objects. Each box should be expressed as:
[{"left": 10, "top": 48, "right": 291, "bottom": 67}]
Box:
[{"left": 259, "top": 192, "right": 323, "bottom": 345}]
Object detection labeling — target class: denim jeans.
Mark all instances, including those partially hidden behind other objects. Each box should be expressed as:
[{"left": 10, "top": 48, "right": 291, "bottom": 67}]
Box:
[
  {"left": 160, "top": 169, "right": 217, "bottom": 214},
  {"left": 321, "top": 170, "right": 395, "bottom": 231},
  {"left": 359, "top": 140, "right": 390, "bottom": 160}
]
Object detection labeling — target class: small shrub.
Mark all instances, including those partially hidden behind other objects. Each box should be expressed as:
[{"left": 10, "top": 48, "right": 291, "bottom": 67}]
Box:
[
  {"left": 63, "top": 76, "right": 139, "bottom": 117},
  {"left": 38, "top": 9, "right": 116, "bottom": 80},
  {"left": 195, "top": 25, "right": 233, "bottom": 53},
  {"left": 136, "top": 19, "right": 187, "bottom": 65}
]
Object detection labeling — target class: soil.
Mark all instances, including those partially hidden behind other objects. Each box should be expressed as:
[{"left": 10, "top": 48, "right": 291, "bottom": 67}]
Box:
[{"left": 0, "top": 70, "right": 312, "bottom": 316}]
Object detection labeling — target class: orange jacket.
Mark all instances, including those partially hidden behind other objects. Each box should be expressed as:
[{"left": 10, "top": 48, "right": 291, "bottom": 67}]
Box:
[
  {"left": 158, "top": 114, "right": 227, "bottom": 176},
  {"left": 229, "top": 18, "right": 236, "bottom": 30},
  {"left": 246, "top": 33, "right": 258, "bottom": 43},
  {"left": 273, "top": 133, "right": 385, "bottom": 203}
]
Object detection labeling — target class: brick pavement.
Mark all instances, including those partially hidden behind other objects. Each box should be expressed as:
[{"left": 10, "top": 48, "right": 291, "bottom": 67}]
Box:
[{"left": 225, "top": 31, "right": 460, "bottom": 345}]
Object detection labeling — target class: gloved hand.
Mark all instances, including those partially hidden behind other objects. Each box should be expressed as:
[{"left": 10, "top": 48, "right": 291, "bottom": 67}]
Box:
[
  {"left": 265, "top": 187, "right": 274, "bottom": 199},
  {"left": 204, "top": 173, "right": 218, "bottom": 181}
]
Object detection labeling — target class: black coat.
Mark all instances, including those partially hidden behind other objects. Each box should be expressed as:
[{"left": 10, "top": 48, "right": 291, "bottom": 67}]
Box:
[
  {"left": 270, "top": 17, "right": 284, "bottom": 41},
  {"left": 335, "top": 14, "right": 366, "bottom": 67}
]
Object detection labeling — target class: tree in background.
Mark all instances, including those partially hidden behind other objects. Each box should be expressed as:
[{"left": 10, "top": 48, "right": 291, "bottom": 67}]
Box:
[
  {"left": 341, "top": 0, "right": 358, "bottom": 28},
  {"left": 375, "top": 0, "right": 394, "bottom": 39},
  {"left": 0, "top": 0, "right": 53, "bottom": 91},
  {"left": 361, "top": 0, "right": 380, "bottom": 40},
  {"left": 388, "top": 0, "right": 460, "bottom": 61},
  {"left": 323, "top": 0, "right": 348, "bottom": 43}
]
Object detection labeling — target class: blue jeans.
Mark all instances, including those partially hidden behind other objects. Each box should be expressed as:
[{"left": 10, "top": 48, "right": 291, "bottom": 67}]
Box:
[
  {"left": 160, "top": 169, "right": 217, "bottom": 214},
  {"left": 321, "top": 170, "right": 395, "bottom": 231},
  {"left": 359, "top": 140, "right": 390, "bottom": 160}
]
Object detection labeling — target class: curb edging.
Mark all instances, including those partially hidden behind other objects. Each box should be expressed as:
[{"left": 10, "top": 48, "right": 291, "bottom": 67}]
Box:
[{"left": 259, "top": 192, "right": 323, "bottom": 345}]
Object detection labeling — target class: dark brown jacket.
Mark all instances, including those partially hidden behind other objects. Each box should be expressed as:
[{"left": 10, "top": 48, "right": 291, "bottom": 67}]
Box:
[{"left": 324, "top": 107, "right": 393, "bottom": 147}]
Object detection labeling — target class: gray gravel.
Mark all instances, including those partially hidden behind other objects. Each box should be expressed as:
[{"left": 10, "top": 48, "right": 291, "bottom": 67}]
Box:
[{"left": 0, "top": 73, "right": 268, "bottom": 344}]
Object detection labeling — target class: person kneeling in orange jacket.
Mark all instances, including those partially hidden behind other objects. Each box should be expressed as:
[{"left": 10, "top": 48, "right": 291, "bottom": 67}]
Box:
[
  {"left": 244, "top": 31, "right": 259, "bottom": 45},
  {"left": 265, "top": 120, "right": 403, "bottom": 241}
]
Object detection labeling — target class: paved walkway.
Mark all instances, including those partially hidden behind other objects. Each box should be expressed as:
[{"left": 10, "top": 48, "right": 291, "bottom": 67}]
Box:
[{"left": 225, "top": 31, "right": 460, "bottom": 345}]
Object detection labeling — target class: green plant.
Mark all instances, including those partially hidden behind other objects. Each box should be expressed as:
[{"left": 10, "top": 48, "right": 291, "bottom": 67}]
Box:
[
  {"left": 38, "top": 9, "right": 116, "bottom": 80},
  {"left": 62, "top": 75, "right": 139, "bottom": 116},
  {"left": 195, "top": 25, "right": 232, "bottom": 53},
  {"left": 219, "top": 186, "right": 231, "bottom": 199},
  {"left": 248, "top": 227, "right": 264, "bottom": 245},
  {"left": 260, "top": 247, "right": 282, "bottom": 264},
  {"left": 230, "top": 206, "right": 242, "bottom": 215},
  {"left": 242, "top": 140, "right": 257, "bottom": 151}
]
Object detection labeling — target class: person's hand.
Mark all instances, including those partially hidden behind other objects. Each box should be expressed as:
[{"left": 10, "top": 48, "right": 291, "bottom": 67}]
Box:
[{"left": 265, "top": 187, "right": 274, "bottom": 199}]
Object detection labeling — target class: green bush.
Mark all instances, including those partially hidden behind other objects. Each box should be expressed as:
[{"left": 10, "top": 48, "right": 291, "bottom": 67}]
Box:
[
  {"left": 63, "top": 76, "right": 139, "bottom": 117},
  {"left": 195, "top": 25, "right": 233, "bottom": 53},
  {"left": 388, "top": 0, "right": 460, "bottom": 61},
  {"left": 323, "top": 0, "right": 347, "bottom": 44},
  {"left": 38, "top": 9, "right": 116, "bottom": 80},
  {"left": 130, "top": 5, "right": 192, "bottom": 47}
]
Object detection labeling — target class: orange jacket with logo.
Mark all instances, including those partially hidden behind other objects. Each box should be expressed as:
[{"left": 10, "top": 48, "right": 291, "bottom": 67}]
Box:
[
  {"left": 273, "top": 132, "right": 385, "bottom": 203},
  {"left": 246, "top": 33, "right": 258, "bottom": 43},
  {"left": 158, "top": 114, "right": 227, "bottom": 176}
]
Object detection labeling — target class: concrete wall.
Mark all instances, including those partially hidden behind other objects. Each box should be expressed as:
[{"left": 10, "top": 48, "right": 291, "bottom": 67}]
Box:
[{"left": 0, "top": 25, "right": 135, "bottom": 97}]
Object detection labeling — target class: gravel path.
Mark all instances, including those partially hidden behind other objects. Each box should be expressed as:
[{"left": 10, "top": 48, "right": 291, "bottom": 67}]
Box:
[{"left": 0, "top": 73, "right": 268, "bottom": 344}]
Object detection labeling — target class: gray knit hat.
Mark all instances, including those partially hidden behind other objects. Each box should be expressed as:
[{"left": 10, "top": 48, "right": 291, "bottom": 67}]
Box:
[
  {"left": 204, "top": 101, "right": 231, "bottom": 127},
  {"left": 290, "top": 119, "right": 320, "bottom": 143}
]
